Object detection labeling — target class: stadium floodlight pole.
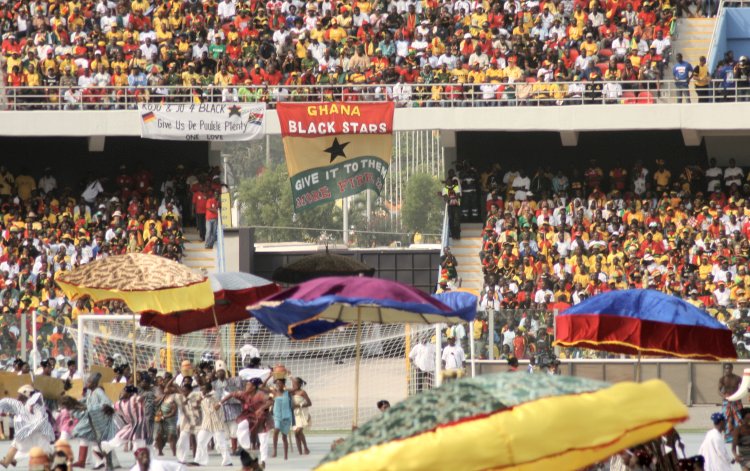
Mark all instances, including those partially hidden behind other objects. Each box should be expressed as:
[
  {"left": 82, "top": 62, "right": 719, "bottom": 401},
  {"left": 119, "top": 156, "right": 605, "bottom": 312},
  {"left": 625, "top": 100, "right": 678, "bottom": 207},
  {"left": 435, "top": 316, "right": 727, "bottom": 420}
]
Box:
[
  {"left": 366, "top": 190, "right": 371, "bottom": 226},
  {"left": 217, "top": 206, "right": 227, "bottom": 274},
  {"left": 342, "top": 197, "right": 349, "bottom": 246}
]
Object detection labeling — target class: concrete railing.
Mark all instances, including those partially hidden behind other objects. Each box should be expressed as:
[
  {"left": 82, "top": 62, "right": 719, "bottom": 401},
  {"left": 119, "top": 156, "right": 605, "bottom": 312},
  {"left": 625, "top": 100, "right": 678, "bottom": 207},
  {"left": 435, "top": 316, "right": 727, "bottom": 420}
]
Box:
[{"left": 474, "top": 359, "right": 750, "bottom": 406}]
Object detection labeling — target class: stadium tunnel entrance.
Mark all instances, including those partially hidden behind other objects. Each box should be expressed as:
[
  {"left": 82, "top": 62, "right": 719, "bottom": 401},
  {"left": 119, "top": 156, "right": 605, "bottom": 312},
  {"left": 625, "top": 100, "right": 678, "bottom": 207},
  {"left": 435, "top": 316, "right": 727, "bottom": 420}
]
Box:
[
  {"left": 455, "top": 131, "right": 709, "bottom": 176},
  {"left": 0, "top": 137, "right": 209, "bottom": 190}
]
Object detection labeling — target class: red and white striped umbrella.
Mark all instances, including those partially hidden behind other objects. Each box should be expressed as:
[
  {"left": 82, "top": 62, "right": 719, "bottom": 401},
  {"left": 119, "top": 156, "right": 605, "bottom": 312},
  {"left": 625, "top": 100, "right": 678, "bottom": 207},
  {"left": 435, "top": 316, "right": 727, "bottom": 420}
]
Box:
[{"left": 139, "top": 272, "right": 279, "bottom": 335}]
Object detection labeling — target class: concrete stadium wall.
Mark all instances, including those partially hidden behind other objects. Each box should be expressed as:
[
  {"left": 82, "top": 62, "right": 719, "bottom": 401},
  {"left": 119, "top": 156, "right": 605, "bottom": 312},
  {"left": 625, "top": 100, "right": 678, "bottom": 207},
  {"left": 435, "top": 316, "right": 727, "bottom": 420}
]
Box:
[
  {"left": 3, "top": 104, "right": 750, "bottom": 138},
  {"left": 476, "top": 360, "right": 750, "bottom": 406}
]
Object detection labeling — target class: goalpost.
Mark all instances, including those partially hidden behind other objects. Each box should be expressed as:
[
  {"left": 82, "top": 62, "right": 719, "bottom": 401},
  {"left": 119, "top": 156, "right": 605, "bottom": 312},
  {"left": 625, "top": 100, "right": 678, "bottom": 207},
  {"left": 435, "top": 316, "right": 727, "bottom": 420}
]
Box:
[{"left": 73, "top": 314, "right": 435, "bottom": 430}]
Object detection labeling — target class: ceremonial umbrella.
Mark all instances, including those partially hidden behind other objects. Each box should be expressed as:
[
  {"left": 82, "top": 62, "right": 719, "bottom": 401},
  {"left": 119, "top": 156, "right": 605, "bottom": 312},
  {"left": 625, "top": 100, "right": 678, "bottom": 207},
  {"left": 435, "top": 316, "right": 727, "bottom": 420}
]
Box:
[
  {"left": 272, "top": 251, "right": 375, "bottom": 284},
  {"left": 56, "top": 253, "right": 215, "bottom": 371},
  {"left": 315, "top": 373, "right": 688, "bottom": 471},
  {"left": 250, "top": 276, "right": 476, "bottom": 424},
  {"left": 553, "top": 289, "right": 737, "bottom": 380},
  {"left": 139, "top": 272, "right": 279, "bottom": 335}
]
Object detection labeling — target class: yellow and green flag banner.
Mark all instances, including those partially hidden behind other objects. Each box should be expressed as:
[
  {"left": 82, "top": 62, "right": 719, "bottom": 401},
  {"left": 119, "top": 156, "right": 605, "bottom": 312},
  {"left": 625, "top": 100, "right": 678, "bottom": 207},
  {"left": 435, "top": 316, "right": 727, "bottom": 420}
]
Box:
[{"left": 277, "top": 102, "right": 395, "bottom": 211}]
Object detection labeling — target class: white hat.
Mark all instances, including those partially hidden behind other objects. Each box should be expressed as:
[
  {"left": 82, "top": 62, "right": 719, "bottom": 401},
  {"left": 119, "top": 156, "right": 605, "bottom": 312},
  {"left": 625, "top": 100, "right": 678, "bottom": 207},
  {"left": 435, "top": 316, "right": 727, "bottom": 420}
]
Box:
[
  {"left": 215, "top": 360, "right": 227, "bottom": 372},
  {"left": 464, "top": 33, "right": 472, "bottom": 39}
]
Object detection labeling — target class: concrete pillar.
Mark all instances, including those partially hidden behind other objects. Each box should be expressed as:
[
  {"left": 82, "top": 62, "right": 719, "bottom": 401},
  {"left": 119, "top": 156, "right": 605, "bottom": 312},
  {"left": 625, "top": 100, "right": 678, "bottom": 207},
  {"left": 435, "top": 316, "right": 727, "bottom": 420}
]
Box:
[
  {"left": 87, "top": 136, "right": 105, "bottom": 152},
  {"left": 681, "top": 129, "right": 702, "bottom": 147},
  {"left": 208, "top": 142, "right": 224, "bottom": 168},
  {"left": 559, "top": 131, "right": 579, "bottom": 147},
  {"left": 440, "top": 130, "right": 457, "bottom": 176}
]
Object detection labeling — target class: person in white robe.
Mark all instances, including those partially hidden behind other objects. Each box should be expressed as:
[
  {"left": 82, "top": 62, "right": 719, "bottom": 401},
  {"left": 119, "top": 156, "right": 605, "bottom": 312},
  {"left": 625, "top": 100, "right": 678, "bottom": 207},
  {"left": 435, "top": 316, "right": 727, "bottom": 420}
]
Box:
[
  {"left": 0, "top": 385, "right": 55, "bottom": 467},
  {"left": 699, "top": 412, "right": 735, "bottom": 471},
  {"left": 130, "top": 447, "right": 185, "bottom": 471}
]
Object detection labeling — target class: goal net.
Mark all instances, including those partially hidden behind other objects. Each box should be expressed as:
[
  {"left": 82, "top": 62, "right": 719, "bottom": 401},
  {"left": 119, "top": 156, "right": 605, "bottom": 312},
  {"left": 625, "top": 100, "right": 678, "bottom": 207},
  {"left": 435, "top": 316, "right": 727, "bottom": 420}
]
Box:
[{"left": 72, "top": 315, "right": 435, "bottom": 430}]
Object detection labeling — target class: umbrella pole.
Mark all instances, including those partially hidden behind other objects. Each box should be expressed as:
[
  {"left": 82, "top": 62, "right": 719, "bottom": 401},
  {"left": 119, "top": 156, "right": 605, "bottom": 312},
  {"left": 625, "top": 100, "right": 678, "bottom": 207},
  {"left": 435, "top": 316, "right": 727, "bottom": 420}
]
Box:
[
  {"left": 212, "top": 306, "right": 224, "bottom": 361},
  {"left": 353, "top": 310, "right": 362, "bottom": 428},
  {"left": 132, "top": 313, "right": 137, "bottom": 377},
  {"left": 636, "top": 352, "right": 642, "bottom": 382}
]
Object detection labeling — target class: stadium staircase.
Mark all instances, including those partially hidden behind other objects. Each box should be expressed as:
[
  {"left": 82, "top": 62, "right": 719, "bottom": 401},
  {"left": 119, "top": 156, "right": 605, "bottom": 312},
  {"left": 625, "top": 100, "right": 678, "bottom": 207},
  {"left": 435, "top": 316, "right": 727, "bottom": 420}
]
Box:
[
  {"left": 181, "top": 227, "right": 217, "bottom": 274},
  {"left": 451, "top": 222, "right": 485, "bottom": 294},
  {"left": 671, "top": 17, "right": 716, "bottom": 65}
]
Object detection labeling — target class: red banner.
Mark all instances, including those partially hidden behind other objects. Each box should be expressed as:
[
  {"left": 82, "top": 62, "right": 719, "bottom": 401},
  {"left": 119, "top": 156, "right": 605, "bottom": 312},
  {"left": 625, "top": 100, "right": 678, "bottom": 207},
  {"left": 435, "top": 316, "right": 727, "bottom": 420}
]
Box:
[{"left": 277, "top": 102, "right": 394, "bottom": 137}]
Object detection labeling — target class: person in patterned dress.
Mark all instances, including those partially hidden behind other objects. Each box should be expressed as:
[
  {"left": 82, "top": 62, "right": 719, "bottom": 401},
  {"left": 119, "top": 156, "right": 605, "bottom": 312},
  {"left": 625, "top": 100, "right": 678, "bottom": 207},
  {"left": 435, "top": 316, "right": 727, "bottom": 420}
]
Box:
[
  {"left": 222, "top": 378, "right": 272, "bottom": 468},
  {"left": 138, "top": 374, "right": 156, "bottom": 446},
  {"left": 0, "top": 385, "right": 55, "bottom": 467},
  {"left": 70, "top": 372, "right": 118, "bottom": 469},
  {"left": 97, "top": 385, "right": 148, "bottom": 459},
  {"left": 211, "top": 361, "right": 242, "bottom": 455},
  {"left": 153, "top": 382, "right": 178, "bottom": 457},
  {"left": 193, "top": 383, "right": 232, "bottom": 466},
  {"left": 174, "top": 380, "right": 202, "bottom": 465}
]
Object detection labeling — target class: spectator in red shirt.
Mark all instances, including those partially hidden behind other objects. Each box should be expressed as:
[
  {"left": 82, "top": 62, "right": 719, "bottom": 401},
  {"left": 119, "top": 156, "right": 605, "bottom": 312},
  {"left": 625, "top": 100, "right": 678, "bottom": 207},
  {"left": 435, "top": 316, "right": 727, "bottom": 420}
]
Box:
[
  {"left": 205, "top": 190, "right": 219, "bottom": 249},
  {"left": 192, "top": 184, "right": 208, "bottom": 242}
]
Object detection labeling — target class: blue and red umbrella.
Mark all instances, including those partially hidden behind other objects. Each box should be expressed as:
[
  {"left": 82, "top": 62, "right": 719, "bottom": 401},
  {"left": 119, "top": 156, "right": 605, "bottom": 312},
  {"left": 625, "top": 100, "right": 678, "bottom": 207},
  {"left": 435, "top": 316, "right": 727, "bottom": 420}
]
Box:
[
  {"left": 250, "top": 276, "right": 476, "bottom": 340},
  {"left": 554, "top": 289, "right": 737, "bottom": 361},
  {"left": 249, "top": 276, "right": 477, "bottom": 426}
]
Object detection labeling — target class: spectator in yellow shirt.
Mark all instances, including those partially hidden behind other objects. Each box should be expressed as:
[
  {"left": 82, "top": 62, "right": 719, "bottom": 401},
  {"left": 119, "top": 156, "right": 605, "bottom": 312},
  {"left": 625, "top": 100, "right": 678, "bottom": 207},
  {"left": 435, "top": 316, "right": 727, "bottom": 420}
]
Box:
[
  {"left": 15, "top": 170, "right": 36, "bottom": 201},
  {"left": 653, "top": 159, "right": 671, "bottom": 192},
  {"left": 581, "top": 33, "right": 599, "bottom": 61}
]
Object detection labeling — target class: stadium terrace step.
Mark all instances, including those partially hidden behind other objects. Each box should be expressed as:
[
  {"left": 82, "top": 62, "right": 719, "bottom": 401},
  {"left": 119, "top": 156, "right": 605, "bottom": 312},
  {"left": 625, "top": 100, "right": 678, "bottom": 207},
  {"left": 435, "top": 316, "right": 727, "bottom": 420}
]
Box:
[
  {"left": 182, "top": 227, "right": 218, "bottom": 274},
  {"left": 452, "top": 222, "right": 486, "bottom": 294},
  {"left": 672, "top": 17, "right": 716, "bottom": 65},
  {"left": 449, "top": 247, "right": 481, "bottom": 256}
]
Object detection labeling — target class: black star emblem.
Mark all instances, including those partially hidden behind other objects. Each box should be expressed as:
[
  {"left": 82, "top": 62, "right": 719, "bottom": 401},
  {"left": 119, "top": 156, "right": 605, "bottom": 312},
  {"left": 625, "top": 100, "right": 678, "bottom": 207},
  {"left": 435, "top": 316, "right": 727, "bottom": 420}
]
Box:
[
  {"left": 324, "top": 137, "right": 349, "bottom": 163},
  {"left": 228, "top": 105, "right": 242, "bottom": 118}
]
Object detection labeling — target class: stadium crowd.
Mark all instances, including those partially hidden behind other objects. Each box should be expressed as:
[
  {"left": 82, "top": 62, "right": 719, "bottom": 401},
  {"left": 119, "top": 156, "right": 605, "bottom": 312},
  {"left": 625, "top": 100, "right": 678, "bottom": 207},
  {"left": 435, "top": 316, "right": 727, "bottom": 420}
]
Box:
[
  {"left": 449, "top": 157, "right": 750, "bottom": 360},
  {"left": 0, "top": 0, "right": 734, "bottom": 108},
  {"left": 0, "top": 163, "right": 223, "bottom": 375}
]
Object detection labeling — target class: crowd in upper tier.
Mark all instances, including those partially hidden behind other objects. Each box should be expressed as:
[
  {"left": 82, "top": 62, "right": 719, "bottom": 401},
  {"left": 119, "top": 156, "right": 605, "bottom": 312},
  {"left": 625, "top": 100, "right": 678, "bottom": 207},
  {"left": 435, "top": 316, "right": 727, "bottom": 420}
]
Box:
[{"left": 0, "top": 0, "right": 718, "bottom": 107}]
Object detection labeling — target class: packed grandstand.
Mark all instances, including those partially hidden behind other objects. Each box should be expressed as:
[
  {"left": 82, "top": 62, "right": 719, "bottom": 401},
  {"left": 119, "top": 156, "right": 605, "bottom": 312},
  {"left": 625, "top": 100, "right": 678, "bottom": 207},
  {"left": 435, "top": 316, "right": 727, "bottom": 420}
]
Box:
[
  {"left": 2, "top": 0, "right": 749, "bottom": 108},
  {"left": 3, "top": 151, "right": 750, "bottom": 376},
  {"left": 440, "top": 157, "right": 750, "bottom": 360},
  {"left": 0, "top": 164, "right": 222, "bottom": 369}
]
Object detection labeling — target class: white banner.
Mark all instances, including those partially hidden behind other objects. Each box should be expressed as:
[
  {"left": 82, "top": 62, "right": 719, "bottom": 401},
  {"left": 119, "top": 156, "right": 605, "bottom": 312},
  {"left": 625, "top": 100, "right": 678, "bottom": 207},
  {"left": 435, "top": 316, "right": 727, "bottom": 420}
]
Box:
[{"left": 139, "top": 103, "right": 266, "bottom": 141}]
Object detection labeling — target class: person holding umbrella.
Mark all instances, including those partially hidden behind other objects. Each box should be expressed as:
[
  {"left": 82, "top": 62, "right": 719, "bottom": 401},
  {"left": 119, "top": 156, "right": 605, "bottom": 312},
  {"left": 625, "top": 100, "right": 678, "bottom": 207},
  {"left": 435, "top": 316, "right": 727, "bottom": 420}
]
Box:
[{"left": 699, "top": 412, "right": 734, "bottom": 471}]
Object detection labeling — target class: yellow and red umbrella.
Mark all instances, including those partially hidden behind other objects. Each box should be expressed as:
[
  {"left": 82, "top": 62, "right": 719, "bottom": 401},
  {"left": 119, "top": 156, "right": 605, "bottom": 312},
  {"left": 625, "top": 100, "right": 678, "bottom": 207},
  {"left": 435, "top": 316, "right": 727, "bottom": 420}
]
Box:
[
  {"left": 316, "top": 373, "right": 687, "bottom": 471},
  {"left": 56, "top": 253, "right": 215, "bottom": 372},
  {"left": 55, "top": 253, "right": 214, "bottom": 314}
]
